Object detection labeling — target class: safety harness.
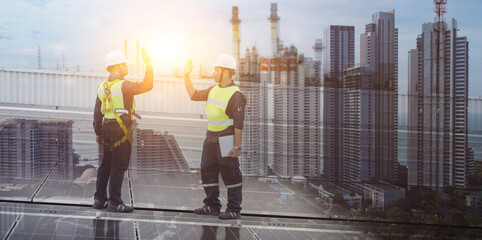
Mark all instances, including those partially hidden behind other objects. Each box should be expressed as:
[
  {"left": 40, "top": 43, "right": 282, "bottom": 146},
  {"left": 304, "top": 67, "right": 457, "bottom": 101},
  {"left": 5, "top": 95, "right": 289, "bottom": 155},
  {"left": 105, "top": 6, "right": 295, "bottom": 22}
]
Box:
[{"left": 101, "top": 79, "right": 135, "bottom": 150}]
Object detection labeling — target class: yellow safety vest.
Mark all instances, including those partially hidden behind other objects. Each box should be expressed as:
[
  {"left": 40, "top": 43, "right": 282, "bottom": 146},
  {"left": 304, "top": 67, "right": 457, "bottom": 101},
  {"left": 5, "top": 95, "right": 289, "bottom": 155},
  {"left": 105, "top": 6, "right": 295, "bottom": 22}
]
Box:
[
  {"left": 206, "top": 85, "right": 244, "bottom": 132},
  {"left": 97, "top": 79, "right": 136, "bottom": 148}
]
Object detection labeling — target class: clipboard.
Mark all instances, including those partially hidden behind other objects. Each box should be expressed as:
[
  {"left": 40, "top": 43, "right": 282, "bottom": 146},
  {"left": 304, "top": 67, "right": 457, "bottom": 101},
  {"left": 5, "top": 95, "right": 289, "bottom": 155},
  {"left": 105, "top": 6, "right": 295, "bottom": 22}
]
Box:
[{"left": 219, "top": 135, "right": 234, "bottom": 157}]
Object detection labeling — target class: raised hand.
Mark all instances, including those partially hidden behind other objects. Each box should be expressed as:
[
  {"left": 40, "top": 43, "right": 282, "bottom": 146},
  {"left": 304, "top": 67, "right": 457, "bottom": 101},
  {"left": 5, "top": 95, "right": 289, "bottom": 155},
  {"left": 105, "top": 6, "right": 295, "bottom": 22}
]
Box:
[
  {"left": 183, "top": 59, "right": 193, "bottom": 77},
  {"left": 141, "top": 48, "right": 152, "bottom": 67}
]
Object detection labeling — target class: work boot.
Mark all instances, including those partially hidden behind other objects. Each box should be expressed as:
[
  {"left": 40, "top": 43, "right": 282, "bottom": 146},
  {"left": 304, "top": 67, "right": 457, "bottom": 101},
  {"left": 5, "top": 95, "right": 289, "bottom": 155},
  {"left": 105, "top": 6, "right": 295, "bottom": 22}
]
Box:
[
  {"left": 193, "top": 205, "right": 220, "bottom": 216},
  {"left": 92, "top": 199, "right": 108, "bottom": 209},
  {"left": 107, "top": 202, "right": 134, "bottom": 213},
  {"left": 219, "top": 211, "right": 241, "bottom": 220}
]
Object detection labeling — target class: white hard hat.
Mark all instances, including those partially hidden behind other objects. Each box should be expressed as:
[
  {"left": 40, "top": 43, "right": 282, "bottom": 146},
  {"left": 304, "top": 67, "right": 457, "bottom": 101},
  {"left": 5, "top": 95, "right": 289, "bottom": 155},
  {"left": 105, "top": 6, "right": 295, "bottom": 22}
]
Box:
[
  {"left": 105, "top": 50, "right": 128, "bottom": 68},
  {"left": 213, "top": 53, "right": 236, "bottom": 71}
]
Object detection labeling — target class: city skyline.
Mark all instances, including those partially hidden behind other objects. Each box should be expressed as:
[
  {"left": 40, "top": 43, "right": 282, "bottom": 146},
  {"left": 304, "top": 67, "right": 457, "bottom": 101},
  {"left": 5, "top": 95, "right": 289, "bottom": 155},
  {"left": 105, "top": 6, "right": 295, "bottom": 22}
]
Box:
[
  {"left": 1, "top": 1, "right": 482, "bottom": 232},
  {"left": 0, "top": 0, "right": 478, "bottom": 197},
  {"left": 0, "top": 0, "right": 481, "bottom": 97}
]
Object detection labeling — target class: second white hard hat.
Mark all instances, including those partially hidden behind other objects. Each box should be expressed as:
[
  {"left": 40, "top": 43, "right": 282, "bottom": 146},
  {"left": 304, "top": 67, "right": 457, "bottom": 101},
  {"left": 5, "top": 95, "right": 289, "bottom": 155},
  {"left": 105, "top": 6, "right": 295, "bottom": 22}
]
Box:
[
  {"left": 213, "top": 53, "right": 236, "bottom": 70},
  {"left": 105, "top": 50, "right": 128, "bottom": 68}
]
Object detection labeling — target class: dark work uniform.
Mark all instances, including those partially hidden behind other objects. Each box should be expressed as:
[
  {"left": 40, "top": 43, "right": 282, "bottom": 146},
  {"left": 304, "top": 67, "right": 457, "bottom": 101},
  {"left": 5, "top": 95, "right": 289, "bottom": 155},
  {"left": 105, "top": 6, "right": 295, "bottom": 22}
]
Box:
[
  {"left": 191, "top": 81, "right": 246, "bottom": 213},
  {"left": 93, "top": 67, "right": 153, "bottom": 205}
]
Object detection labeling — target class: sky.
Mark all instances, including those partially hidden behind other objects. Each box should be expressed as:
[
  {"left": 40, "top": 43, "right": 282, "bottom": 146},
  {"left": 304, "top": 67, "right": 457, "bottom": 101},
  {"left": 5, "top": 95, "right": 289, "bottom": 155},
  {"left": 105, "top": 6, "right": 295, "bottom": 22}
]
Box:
[{"left": 0, "top": 0, "right": 481, "bottom": 96}]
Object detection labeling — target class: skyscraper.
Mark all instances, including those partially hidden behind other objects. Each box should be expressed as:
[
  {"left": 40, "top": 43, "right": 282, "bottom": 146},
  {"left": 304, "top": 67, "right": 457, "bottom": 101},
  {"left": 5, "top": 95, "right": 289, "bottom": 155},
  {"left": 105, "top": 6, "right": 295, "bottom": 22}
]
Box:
[
  {"left": 342, "top": 67, "right": 376, "bottom": 192},
  {"left": 238, "top": 46, "right": 269, "bottom": 176},
  {"left": 322, "top": 25, "right": 354, "bottom": 183},
  {"left": 323, "top": 26, "right": 355, "bottom": 82},
  {"left": 271, "top": 46, "right": 321, "bottom": 178},
  {"left": 359, "top": 11, "right": 399, "bottom": 184},
  {"left": 408, "top": 18, "right": 471, "bottom": 189}
]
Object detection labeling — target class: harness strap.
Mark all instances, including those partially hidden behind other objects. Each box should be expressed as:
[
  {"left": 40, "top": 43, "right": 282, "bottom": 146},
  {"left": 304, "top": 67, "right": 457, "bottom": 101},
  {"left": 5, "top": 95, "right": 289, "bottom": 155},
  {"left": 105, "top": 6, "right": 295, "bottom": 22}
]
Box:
[{"left": 102, "top": 79, "right": 133, "bottom": 150}]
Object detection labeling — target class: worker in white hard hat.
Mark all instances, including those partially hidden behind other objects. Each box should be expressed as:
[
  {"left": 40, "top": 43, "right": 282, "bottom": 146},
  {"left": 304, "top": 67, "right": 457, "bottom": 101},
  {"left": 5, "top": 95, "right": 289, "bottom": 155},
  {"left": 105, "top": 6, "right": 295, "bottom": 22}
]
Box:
[
  {"left": 93, "top": 49, "right": 153, "bottom": 213},
  {"left": 183, "top": 54, "right": 246, "bottom": 220}
]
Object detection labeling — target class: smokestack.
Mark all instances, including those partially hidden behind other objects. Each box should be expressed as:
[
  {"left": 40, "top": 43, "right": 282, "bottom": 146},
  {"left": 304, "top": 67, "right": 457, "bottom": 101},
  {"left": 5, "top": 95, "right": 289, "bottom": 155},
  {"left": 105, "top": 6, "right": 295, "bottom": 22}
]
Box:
[
  {"left": 268, "top": 3, "right": 280, "bottom": 58},
  {"left": 230, "top": 6, "right": 241, "bottom": 66}
]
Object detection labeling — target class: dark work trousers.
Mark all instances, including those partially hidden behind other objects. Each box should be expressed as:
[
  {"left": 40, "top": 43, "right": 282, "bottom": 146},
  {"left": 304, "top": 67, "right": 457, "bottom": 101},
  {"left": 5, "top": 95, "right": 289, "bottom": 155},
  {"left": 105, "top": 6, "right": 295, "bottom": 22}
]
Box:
[
  {"left": 201, "top": 139, "right": 243, "bottom": 213},
  {"left": 94, "top": 118, "right": 132, "bottom": 206}
]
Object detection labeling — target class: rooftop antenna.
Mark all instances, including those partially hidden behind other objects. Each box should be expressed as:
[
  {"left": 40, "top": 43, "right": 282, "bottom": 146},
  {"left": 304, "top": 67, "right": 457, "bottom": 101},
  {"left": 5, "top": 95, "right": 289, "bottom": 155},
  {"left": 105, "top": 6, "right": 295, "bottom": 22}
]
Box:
[
  {"left": 434, "top": 0, "right": 447, "bottom": 22},
  {"left": 434, "top": 0, "right": 447, "bottom": 93}
]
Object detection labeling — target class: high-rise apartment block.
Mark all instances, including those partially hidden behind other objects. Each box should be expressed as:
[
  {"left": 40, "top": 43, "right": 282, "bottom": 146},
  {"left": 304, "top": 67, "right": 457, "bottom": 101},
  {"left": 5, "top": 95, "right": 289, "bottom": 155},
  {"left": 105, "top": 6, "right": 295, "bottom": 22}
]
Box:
[
  {"left": 238, "top": 46, "right": 269, "bottom": 176},
  {"left": 0, "top": 119, "right": 73, "bottom": 180},
  {"left": 408, "top": 18, "right": 471, "bottom": 189},
  {"left": 359, "top": 11, "right": 399, "bottom": 184},
  {"left": 270, "top": 46, "right": 321, "bottom": 178},
  {"left": 342, "top": 67, "right": 376, "bottom": 191},
  {"left": 323, "top": 25, "right": 354, "bottom": 183}
]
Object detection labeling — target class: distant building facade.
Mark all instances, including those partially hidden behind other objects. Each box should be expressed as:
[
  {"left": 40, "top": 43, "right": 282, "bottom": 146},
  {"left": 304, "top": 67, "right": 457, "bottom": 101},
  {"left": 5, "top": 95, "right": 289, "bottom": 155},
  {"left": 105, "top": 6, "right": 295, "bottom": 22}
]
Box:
[
  {"left": 238, "top": 46, "right": 269, "bottom": 176},
  {"left": 0, "top": 119, "right": 73, "bottom": 180},
  {"left": 268, "top": 46, "right": 321, "bottom": 178},
  {"left": 362, "top": 180, "right": 405, "bottom": 209},
  {"left": 407, "top": 18, "right": 472, "bottom": 189},
  {"left": 322, "top": 25, "right": 355, "bottom": 183},
  {"left": 359, "top": 11, "right": 399, "bottom": 184}
]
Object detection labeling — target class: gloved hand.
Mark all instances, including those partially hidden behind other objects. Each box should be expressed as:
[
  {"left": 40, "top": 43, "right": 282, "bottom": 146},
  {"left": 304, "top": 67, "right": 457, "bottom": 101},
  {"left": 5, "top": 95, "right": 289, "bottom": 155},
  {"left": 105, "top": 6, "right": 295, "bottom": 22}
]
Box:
[
  {"left": 183, "top": 59, "right": 193, "bottom": 77},
  {"left": 141, "top": 48, "right": 152, "bottom": 67}
]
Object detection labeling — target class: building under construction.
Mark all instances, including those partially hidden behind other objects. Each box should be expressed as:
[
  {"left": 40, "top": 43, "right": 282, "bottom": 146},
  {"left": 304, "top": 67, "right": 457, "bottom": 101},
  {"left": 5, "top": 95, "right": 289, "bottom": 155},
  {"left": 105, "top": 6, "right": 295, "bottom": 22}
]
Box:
[{"left": 0, "top": 119, "right": 73, "bottom": 180}]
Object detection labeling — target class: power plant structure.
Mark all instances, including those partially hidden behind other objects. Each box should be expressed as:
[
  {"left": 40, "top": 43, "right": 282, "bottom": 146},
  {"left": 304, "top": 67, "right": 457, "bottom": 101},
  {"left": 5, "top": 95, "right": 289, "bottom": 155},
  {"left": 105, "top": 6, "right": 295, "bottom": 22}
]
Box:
[{"left": 230, "top": 6, "right": 241, "bottom": 69}]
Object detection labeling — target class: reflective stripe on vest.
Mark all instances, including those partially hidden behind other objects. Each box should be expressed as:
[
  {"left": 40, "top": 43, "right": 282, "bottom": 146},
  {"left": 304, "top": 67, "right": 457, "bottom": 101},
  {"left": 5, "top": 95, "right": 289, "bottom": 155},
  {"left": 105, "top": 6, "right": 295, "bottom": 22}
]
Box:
[{"left": 206, "top": 85, "right": 242, "bottom": 132}]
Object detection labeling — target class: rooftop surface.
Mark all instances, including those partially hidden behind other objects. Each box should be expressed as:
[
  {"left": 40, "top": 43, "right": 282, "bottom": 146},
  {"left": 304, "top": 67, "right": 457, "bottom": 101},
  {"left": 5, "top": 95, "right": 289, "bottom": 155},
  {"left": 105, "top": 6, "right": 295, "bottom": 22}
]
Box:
[{"left": 1, "top": 105, "right": 482, "bottom": 239}]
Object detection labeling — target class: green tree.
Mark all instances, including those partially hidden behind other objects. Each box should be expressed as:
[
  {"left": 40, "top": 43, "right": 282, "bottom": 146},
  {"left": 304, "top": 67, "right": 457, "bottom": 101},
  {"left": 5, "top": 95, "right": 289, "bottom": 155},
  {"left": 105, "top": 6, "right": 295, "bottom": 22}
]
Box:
[{"left": 386, "top": 206, "right": 412, "bottom": 223}]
